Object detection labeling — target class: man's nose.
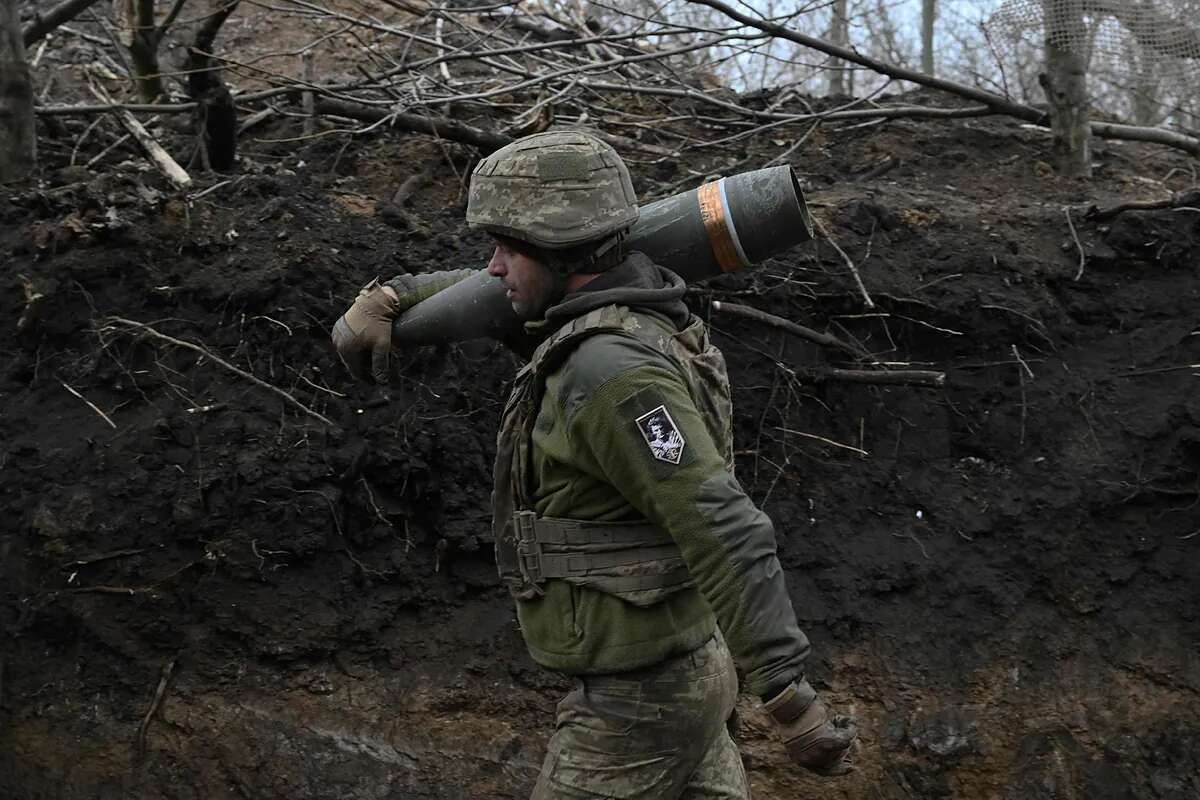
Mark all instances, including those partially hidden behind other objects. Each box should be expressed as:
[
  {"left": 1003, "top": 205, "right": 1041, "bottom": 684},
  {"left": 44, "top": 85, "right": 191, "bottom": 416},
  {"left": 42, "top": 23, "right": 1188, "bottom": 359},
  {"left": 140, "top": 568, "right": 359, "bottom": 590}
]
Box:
[{"left": 486, "top": 246, "right": 506, "bottom": 277}]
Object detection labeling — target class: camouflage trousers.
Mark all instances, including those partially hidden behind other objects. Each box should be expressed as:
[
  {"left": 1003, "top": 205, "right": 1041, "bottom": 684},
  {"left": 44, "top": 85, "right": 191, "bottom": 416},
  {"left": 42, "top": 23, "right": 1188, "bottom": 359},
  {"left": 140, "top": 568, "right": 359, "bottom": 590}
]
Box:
[{"left": 531, "top": 631, "right": 750, "bottom": 799}]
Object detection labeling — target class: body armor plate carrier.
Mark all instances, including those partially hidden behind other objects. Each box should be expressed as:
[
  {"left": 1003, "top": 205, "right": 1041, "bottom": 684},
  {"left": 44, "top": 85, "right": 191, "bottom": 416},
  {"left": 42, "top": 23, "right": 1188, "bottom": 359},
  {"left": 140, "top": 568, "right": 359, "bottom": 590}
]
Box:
[{"left": 493, "top": 304, "right": 734, "bottom": 606}]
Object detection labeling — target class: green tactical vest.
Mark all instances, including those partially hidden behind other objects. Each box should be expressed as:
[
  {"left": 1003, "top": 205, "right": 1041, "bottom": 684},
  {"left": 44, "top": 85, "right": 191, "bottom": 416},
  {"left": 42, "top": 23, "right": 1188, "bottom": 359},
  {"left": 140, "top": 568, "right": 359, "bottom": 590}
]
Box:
[{"left": 492, "top": 304, "right": 734, "bottom": 605}]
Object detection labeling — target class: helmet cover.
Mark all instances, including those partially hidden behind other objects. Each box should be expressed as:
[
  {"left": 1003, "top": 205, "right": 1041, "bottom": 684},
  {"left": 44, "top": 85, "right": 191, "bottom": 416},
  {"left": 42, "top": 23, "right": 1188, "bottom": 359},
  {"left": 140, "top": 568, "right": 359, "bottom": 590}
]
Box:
[{"left": 466, "top": 131, "right": 639, "bottom": 251}]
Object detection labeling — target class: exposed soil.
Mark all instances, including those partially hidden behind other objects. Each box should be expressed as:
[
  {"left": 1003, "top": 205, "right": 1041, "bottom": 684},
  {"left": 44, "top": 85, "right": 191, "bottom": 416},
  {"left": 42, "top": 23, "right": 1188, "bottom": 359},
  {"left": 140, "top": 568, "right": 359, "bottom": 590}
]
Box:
[{"left": 2, "top": 89, "right": 1199, "bottom": 799}]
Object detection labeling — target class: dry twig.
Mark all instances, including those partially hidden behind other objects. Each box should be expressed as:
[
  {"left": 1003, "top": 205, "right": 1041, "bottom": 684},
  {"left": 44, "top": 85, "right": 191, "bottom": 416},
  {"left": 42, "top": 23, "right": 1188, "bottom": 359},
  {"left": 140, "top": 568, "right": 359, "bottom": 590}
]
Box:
[
  {"left": 60, "top": 380, "right": 117, "bottom": 429},
  {"left": 71, "top": 585, "right": 154, "bottom": 595},
  {"left": 136, "top": 655, "right": 178, "bottom": 757},
  {"left": 1064, "top": 207, "right": 1086, "bottom": 281},
  {"left": 1086, "top": 190, "right": 1200, "bottom": 221},
  {"left": 17, "top": 274, "right": 44, "bottom": 333},
  {"left": 1117, "top": 363, "right": 1200, "bottom": 377},
  {"left": 892, "top": 530, "right": 931, "bottom": 560},
  {"left": 817, "top": 368, "right": 945, "bottom": 388},
  {"left": 712, "top": 301, "right": 867, "bottom": 359},
  {"left": 1011, "top": 345, "right": 1034, "bottom": 445},
  {"left": 238, "top": 105, "right": 276, "bottom": 135},
  {"left": 101, "top": 317, "right": 337, "bottom": 427},
  {"left": 711, "top": 303, "right": 946, "bottom": 386},
  {"left": 62, "top": 548, "right": 150, "bottom": 568},
  {"left": 84, "top": 113, "right": 160, "bottom": 168},
  {"left": 775, "top": 426, "right": 869, "bottom": 456},
  {"left": 812, "top": 216, "right": 874, "bottom": 309},
  {"left": 87, "top": 85, "right": 192, "bottom": 189},
  {"left": 359, "top": 476, "right": 400, "bottom": 534}
]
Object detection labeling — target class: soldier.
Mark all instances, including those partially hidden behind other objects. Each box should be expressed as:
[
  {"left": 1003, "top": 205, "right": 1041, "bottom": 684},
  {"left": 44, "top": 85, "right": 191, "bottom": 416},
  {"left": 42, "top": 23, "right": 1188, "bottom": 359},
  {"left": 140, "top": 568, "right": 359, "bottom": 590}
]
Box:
[{"left": 333, "top": 131, "right": 857, "bottom": 798}]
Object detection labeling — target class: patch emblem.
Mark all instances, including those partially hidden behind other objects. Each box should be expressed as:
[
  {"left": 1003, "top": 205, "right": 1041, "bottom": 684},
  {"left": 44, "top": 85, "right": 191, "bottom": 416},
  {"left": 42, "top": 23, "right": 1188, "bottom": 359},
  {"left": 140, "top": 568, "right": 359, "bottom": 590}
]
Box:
[{"left": 635, "top": 405, "right": 686, "bottom": 465}]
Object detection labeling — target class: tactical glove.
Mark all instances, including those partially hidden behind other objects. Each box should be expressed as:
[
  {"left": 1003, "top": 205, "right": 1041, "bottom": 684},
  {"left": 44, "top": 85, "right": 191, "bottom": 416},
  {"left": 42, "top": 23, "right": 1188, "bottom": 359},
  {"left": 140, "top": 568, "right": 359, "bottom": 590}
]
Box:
[
  {"left": 332, "top": 278, "right": 402, "bottom": 384},
  {"left": 764, "top": 679, "right": 857, "bottom": 776},
  {"left": 332, "top": 271, "right": 477, "bottom": 383}
]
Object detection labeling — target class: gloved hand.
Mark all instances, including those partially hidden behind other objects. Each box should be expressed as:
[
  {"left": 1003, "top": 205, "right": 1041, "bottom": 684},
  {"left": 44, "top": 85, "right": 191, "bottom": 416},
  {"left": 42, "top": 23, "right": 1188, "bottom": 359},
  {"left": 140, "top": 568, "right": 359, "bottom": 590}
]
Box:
[
  {"left": 763, "top": 679, "right": 857, "bottom": 776},
  {"left": 332, "top": 271, "right": 478, "bottom": 383},
  {"left": 332, "top": 278, "right": 402, "bottom": 383}
]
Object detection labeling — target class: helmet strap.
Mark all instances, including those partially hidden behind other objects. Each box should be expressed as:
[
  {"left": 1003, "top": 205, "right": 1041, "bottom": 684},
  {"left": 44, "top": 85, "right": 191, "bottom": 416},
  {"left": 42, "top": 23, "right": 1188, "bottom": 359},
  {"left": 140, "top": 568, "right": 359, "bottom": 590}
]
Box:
[
  {"left": 548, "top": 231, "right": 625, "bottom": 275},
  {"left": 587, "top": 231, "right": 625, "bottom": 271}
]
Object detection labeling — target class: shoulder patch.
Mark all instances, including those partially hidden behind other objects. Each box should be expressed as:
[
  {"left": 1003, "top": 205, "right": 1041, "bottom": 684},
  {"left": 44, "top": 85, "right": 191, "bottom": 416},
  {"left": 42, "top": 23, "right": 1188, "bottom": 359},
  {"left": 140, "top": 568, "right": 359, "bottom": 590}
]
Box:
[{"left": 635, "top": 405, "right": 686, "bottom": 465}]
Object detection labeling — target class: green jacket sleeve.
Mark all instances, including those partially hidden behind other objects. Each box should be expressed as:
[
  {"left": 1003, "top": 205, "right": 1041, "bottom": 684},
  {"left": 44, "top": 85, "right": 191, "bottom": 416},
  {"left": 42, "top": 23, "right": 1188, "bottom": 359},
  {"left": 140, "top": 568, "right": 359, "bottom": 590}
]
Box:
[
  {"left": 558, "top": 336, "right": 811, "bottom": 697},
  {"left": 384, "top": 269, "right": 477, "bottom": 309}
]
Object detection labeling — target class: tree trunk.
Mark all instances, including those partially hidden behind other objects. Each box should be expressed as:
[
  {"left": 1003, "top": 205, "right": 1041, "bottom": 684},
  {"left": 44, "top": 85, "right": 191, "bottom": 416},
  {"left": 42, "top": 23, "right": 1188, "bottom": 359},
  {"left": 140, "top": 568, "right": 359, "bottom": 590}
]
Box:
[
  {"left": 120, "top": 0, "right": 165, "bottom": 102},
  {"left": 1127, "top": 39, "right": 1160, "bottom": 126},
  {"left": 1040, "top": 0, "right": 1091, "bottom": 177},
  {"left": 921, "top": 0, "right": 935, "bottom": 74},
  {"left": 1, "top": 0, "right": 37, "bottom": 181},
  {"left": 185, "top": 0, "right": 240, "bottom": 172},
  {"left": 828, "top": 0, "right": 848, "bottom": 96}
]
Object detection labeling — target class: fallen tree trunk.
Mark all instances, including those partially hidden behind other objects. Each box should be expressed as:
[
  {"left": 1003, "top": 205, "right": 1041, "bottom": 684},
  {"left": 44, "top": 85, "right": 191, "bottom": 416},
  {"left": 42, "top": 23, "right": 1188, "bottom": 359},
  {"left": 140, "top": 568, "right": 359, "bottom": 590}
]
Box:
[{"left": 313, "top": 97, "right": 514, "bottom": 152}]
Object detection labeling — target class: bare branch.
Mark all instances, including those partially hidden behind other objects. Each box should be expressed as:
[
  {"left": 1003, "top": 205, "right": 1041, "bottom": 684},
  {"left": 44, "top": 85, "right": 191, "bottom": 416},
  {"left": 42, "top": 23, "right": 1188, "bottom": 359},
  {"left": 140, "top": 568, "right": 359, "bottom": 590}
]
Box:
[
  {"left": 60, "top": 380, "right": 118, "bottom": 428},
  {"left": 1064, "top": 207, "right": 1086, "bottom": 281},
  {"left": 314, "top": 97, "right": 512, "bottom": 151},
  {"left": 155, "top": 0, "right": 192, "bottom": 41},
  {"left": 90, "top": 84, "right": 192, "bottom": 188},
  {"left": 813, "top": 215, "right": 874, "bottom": 309},
  {"left": 712, "top": 301, "right": 947, "bottom": 387},
  {"left": 101, "top": 317, "right": 337, "bottom": 428},
  {"left": 817, "top": 368, "right": 945, "bottom": 388},
  {"left": 136, "top": 654, "right": 178, "bottom": 758},
  {"left": 775, "top": 426, "right": 869, "bottom": 455},
  {"left": 22, "top": 0, "right": 102, "bottom": 46},
  {"left": 37, "top": 100, "right": 198, "bottom": 115},
  {"left": 1086, "top": 189, "right": 1200, "bottom": 220},
  {"left": 711, "top": 301, "right": 868, "bottom": 360}
]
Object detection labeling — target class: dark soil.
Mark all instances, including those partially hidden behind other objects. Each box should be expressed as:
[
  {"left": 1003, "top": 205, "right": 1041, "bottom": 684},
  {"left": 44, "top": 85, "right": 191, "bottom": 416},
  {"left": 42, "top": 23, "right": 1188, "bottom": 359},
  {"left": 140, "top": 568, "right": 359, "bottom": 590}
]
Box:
[{"left": 2, "top": 95, "right": 1199, "bottom": 799}]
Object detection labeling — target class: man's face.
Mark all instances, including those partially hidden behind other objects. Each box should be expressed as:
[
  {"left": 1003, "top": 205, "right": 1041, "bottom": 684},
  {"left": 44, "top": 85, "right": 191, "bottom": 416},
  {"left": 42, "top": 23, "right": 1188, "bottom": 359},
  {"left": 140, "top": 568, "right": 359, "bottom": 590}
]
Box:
[{"left": 486, "top": 239, "right": 563, "bottom": 320}]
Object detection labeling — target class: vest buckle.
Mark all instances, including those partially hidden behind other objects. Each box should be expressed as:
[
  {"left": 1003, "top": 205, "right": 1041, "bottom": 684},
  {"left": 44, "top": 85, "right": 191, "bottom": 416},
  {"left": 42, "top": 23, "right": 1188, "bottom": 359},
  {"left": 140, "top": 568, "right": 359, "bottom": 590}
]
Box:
[{"left": 513, "top": 510, "right": 544, "bottom": 584}]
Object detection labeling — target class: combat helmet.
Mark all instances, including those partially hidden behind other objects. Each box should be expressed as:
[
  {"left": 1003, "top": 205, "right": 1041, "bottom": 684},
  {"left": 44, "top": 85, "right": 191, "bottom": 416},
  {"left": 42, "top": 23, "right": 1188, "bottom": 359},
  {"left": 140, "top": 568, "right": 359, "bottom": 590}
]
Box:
[{"left": 466, "top": 130, "right": 639, "bottom": 272}]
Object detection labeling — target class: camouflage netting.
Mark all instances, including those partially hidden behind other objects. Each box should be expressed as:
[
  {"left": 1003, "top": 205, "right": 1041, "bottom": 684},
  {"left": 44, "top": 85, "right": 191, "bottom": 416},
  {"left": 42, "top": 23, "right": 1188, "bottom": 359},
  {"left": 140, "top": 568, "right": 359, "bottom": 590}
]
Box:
[{"left": 985, "top": 0, "right": 1200, "bottom": 81}]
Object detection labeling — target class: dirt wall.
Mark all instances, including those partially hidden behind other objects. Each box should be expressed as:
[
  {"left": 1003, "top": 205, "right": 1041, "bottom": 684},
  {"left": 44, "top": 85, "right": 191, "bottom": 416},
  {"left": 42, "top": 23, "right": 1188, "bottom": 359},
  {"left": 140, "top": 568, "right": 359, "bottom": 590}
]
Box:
[{"left": 2, "top": 114, "right": 1198, "bottom": 799}]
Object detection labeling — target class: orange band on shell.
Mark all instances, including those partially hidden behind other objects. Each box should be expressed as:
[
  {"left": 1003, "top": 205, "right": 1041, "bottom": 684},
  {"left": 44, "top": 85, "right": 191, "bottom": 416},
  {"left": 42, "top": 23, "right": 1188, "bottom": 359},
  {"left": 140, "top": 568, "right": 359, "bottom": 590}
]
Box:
[{"left": 697, "top": 180, "right": 742, "bottom": 272}]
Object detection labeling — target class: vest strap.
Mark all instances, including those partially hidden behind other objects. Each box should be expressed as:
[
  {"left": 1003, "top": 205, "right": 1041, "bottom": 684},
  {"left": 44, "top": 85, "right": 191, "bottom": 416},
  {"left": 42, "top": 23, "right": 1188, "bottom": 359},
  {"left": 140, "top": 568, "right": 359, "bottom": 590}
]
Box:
[
  {"left": 494, "top": 301, "right": 729, "bottom": 604},
  {"left": 513, "top": 510, "right": 684, "bottom": 584}
]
